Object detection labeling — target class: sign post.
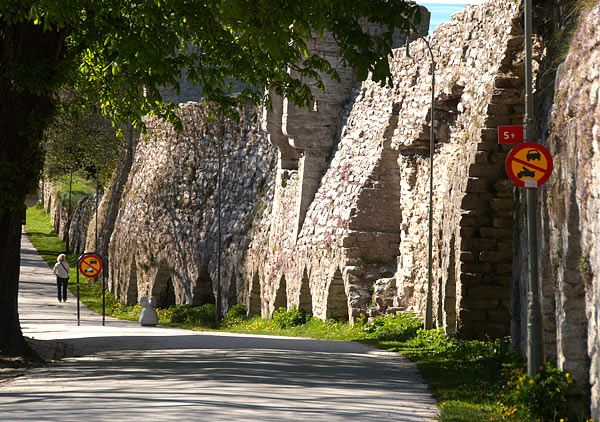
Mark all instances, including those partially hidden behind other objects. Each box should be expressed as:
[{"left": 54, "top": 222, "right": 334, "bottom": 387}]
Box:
[
  {"left": 506, "top": 140, "right": 551, "bottom": 376},
  {"left": 77, "top": 253, "right": 105, "bottom": 326},
  {"left": 522, "top": 0, "right": 546, "bottom": 378}
]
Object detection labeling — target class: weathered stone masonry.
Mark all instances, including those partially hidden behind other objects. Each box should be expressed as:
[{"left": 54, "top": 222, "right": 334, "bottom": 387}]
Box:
[
  {"left": 104, "top": 0, "right": 523, "bottom": 337},
  {"left": 108, "top": 105, "right": 276, "bottom": 309},
  {"left": 245, "top": 0, "right": 523, "bottom": 339}
]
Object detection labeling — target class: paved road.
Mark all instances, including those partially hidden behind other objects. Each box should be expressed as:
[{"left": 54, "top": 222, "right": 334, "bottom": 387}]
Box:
[{"left": 0, "top": 234, "right": 439, "bottom": 421}]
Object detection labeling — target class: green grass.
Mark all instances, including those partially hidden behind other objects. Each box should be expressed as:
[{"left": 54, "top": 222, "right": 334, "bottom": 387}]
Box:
[{"left": 25, "top": 205, "right": 525, "bottom": 422}]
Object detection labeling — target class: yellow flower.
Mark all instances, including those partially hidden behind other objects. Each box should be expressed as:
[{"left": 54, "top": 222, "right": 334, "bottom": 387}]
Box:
[
  {"left": 565, "top": 373, "right": 570, "bottom": 379},
  {"left": 556, "top": 388, "right": 561, "bottom": 392},
  {"left": 529, "top": 379, "right": 535, "bottom": 384}
]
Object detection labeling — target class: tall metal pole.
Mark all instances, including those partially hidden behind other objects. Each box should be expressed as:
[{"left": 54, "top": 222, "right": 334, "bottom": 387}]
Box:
[
  {"left": 216, "top": 119, "right": 223, "bottom": 322},
  {"left": 524, "top": 0, "right": 545, "bottom": 377},
  {"left": 76, "top": 256, "right": 81, "bottom": 326},
  {"left": 425, "top": 39, "right": 435, "bottom": 330},
  {"left": 66, "top": 170, "right": 73, "bottom": 254},
  {"left": 102, "top": 261, "right": 106, "bottom": 326},
  {"left": 95, "top": 180, "right": 99, "bottom": 252}
]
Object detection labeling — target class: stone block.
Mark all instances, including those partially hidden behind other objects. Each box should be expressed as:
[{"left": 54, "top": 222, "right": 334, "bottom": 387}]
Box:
[
  {"left": 342, "top": 236, "right": 357, "bottom": 247},
  {"left": 477, "top": 141, "right": 501, "bottom": 151},
  {"left": 476, "top": 323, "right": 510, "bottom": 339},
  {"left": 461, "top": 237, "right": 498, "bottom": 250},
  {"left": 493, "top": 218, "right": 513, "bottom": 228},
  {"left": 466, "top": 178, "right": 493, "bottom": 193},
  {"left": 490, "top": 276, "right": 512, "bottom": 286},
  {"left": 461, "top": 193, "right": 493, "bottom": 210},
  {"left": 494, "top": 77, "right": 521, "bottom": 89},
  {"left": 461, "top": 262, "right": 494, "bottom": 273},
  {"left": 497, "top": 240, "right": 512, "bottom": 251},
  {"left": 496, "top": 263, "right": 513, "bottom": 275},
  {"left": 479, "top": 250, "right": 512, "bottom": 262},
  {"left": 460, "top": 251, "right": 477, "bottom": 263},
  {"left": 460, "top": 215, "right": 492, "bottom": 227},
  {"left": 480, "top": 227, "right": 512, "bottom": 239},
  {"left": 460, "top": 272, "right": 481, "bottom": 286},
  {"left": 459, "top": 309, "right": 488, "bottom": 323},
  {"left": 491, "top": 198, "right": 514, "bottom": 211},
  {"left": 467, "top": 285, "right": 509, "bottom": 300},
  {"left": 469, "top": 164, "right": 504, "bottom": 178},
  {"left": 487, "top": 103, "right": 512, "bottom": 115},
  {"left": 480, "top": 128, "right": 498, "bottom": 142},
  {"left": 460, "top": 227, "right": 476, "bottom": 238},
  {"left": 444, "top": 297, "right": 456, "bottom": 310},
  {"left": 469, "top": 299, "right": 500, "bottom": 309},
  {"left": 474, "top": 152, "right": 491, "bottom": 164}
]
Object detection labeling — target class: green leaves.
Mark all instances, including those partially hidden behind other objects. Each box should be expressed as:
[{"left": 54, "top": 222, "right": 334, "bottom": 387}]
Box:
[{"left": 3, "top": 0, "right": 419, "bottom": 129}]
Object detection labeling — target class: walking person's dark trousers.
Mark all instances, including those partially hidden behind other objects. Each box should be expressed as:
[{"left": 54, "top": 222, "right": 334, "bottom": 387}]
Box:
[{"left": 56, "top": 277, "right": 68, "bottom": 302}]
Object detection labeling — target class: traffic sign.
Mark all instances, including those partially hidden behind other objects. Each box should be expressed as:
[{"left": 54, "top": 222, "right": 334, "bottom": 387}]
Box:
[
  {"left": 506, "top": 142, "right": 553, "bottom": 188},
  {"left": 498, "top": 125, "right": 523, "bottom": 144},
  {"left": 79, "top": 253, "right": 103, "bottom": 278}
]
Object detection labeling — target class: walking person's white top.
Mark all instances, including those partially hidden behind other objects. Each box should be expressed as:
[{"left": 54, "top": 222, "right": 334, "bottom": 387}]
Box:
[
  {"left": 52, "top": 254, "right": 70, "bottom": 278},
  {"left": 4, "top": 232, "right": 440, "bottom": 422}
]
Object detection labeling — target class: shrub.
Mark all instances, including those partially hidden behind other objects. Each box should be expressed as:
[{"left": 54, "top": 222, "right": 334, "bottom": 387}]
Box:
[
  {"left": 272, "top": 306, "right": 307, "bottom": 329},
  {"left": 362, "top": 313, "right": 422, "bottom": 341},
  {"left": 169, "top": 304, "right": 217, "bottom": 328},
  {"left": 491, "top": 362, "right": 574, "bottom": 422},
  {"left": 222, "top": 304, "right": 247, "bottom": 328}
]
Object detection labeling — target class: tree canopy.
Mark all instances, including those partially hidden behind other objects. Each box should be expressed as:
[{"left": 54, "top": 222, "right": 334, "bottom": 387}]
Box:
[
  {"left": 42, "top": 89, "right": 121, "bottom": 187},
  {"left": 1, "top": 0, "right": 420, "bottom": 128}
]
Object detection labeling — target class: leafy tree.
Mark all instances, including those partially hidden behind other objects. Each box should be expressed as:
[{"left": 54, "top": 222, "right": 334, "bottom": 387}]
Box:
[
  {"left": 43, "top": 89, "right": 121, "bottom": 188},
  {"left": 0, "top": 0, "right": 420, "bottom": 357}
]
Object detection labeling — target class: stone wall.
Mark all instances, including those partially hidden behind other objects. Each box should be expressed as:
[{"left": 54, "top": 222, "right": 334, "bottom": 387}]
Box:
[
  {"left": 108, "top": 103, "right": 276, "bottom": 309},
  {"left": 247, "top": 0, "right": 522, "bottom": 338},
  {"left": 104, "top": 0, "right": 523, "bottom": 338}
]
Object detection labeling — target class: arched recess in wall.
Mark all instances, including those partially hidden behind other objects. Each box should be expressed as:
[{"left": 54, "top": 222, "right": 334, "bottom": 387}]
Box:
[
  {"left": 226, "top": 273, "right": 238, "bottom": 313},
  {"left": 192, "top": 267, "right": 214, "bottom": 305},
  {"left": 247, "top": 273, "right": 261, "bottom": 316},
  {"left": 273, "top": 275, "right": 287, "bottom": 311},
  {"left": 299, "top": 268, "right": 313, "bottom": 315},
  {"left": 326, "top": 269, "right": 349, "bottom": 321},
  {"left": 152, "top": 261, "right": 176, "bottom": 308},
  {"left": 443, "top": 234, "right": 458, "bottom": 334},
  {"left": 125, "top": 258, "right": 139, "bottom": 306}
]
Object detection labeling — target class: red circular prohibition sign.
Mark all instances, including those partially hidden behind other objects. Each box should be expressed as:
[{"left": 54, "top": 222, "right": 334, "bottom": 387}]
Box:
[
  {"left": 79, "top": 254, "right": 103, "bottom": 278},
  {"left": 505, "top": 142, "right": 553, "bottom": 188}
]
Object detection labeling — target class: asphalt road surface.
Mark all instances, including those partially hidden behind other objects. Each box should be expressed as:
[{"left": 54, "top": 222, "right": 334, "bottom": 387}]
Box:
[{"left": 0, "top": 234, "right": 439, "bottom": 421}]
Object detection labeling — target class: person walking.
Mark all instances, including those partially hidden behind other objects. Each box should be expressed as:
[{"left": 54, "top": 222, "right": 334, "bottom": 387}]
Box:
[{"left": 52, "top": 254, "right": 70, "bottom": 302}]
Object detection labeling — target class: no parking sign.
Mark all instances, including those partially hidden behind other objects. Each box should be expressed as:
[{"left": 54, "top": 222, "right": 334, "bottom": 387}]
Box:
[
  {"left": 505, "top": 142, "right": 553, "bottom": 188},
  {"left": 78, "top": 253, "right": 102, "bottom": 278}
]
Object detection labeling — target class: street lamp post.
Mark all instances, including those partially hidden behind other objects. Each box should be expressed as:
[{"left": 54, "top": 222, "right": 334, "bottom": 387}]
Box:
[
  {"left": 216, "top": 116, "right": 223, "bottom": 322},
  {"left": 406, "top": 37, "right": 436, "bottom": 330},
  {"left": 199, "top": 125, "right": 222, "bottom": 323}
]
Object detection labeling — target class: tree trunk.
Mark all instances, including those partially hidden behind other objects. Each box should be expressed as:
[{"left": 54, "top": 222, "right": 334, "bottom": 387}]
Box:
[{"left": 0, "top": 21, "right": 66, "bottom": 357}]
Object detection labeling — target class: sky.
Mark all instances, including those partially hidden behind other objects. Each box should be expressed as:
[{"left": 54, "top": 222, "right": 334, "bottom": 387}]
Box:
[
  {"left": 417, "top": 0, "right": 483, "bottom": 3},
  {"left": 416, "top": 0, "right": 485, "bottom": 33}
]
